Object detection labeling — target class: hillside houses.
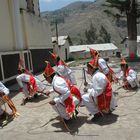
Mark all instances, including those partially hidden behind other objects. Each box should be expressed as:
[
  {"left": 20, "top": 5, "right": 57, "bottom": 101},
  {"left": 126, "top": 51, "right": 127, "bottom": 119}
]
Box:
[
  {"left": 70, "top": 43, "right": 119, "bottom": 59},
  {"left": 52, "top": 36, "right": 72, "bottom": 61}
]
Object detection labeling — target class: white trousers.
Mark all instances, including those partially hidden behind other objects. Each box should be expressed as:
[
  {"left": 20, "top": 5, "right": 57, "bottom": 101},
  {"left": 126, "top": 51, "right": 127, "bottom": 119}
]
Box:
[
  {"left": 52, "top": 96, "right": 80, "bottom": 120},
  {"left": 82, "top": 92, "right": 117, "bottom": 115},
  {"left": 82, "top": 93, "right": 99, "bottom": 115}
]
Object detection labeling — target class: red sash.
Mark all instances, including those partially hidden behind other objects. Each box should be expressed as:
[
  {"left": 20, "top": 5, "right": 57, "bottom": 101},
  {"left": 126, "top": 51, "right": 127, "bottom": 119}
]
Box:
[
  {"left": 106, "top": 68, "right": 118, "bottom": 83},
  {"left": 27, "top": 76, "right": 37, "bottom": 96},
  {"left": 63, "top": 94, "right": 75, "bottom": 113},
  {"left": 125, "top": 68, "right": 133, "bottom": 77},
  {"left": 65, "top": 79, "right": 81, "bottom": 102},
  {"left": 123, "top": 68, "right": 133, "bottom": 89},
  {"left": 70, "top": 85, "right": 82, "bottom": 102},
  {"left": 54, "top": 76, "right": 75, "bottom": 114},
  {"left": 97, "top": 78, "right": 112, "bottom": 111}
]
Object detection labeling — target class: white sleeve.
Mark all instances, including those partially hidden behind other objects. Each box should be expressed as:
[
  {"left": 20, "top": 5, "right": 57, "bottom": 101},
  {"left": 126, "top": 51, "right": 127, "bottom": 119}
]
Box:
[
  {"left": 0, "top": 82, "right": 9, "bottom": 95},
  {"left": 56, "top": 65, "right": 65, "bottom": 76},
  {"left": 16, "top": 73, "right": 30, "bottom": 88},
  {"left": 127, "top": 69, "right": 137, "bottom": 82},
  {"left": 89, "top": 73, "right": 107, "bottom": 98},
  {"left": 53, "top": 78, "right": 70, "bottom": 104},
  {"left": 98, "top": 58, "right": 109, "bottom": 74}
]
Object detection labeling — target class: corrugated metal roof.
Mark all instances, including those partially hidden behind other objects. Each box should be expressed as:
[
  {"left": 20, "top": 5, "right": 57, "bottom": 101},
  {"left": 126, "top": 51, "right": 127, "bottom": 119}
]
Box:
[
  {"left": 70, "top": 43, "right": 118, "bottom": 53},
  {"left": 52, "top": 36, "right": 68, "bottom": 46}
]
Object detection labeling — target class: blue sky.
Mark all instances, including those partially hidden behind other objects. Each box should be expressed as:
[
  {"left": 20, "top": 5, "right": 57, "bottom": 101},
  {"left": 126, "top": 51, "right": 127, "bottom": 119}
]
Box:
[{"left": 39, "top": 0, "right": 95, "bottom": 12}]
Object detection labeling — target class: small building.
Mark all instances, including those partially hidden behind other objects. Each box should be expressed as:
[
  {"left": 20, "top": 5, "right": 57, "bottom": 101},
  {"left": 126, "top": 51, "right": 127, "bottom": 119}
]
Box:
[
  {"left": 52, "top": 36, "right": 72, "bottom": 61},
  {"left": 121, "top": 36, "right": 140, "bottom": 56},
  {"left": 69, "top": 43, "right": 118, "bottom": 59}
]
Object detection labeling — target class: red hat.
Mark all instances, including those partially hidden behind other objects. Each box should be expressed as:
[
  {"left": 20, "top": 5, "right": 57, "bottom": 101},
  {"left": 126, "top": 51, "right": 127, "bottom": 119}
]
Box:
[
  {"left": 120, "top": 58, "right": 127, "bottom": 65},
  {"left": 44, "top": 61, "right": 55, "bottom": 77},
  {"left": 49, "top": 52, "right": 58, "bottom": 60},
  {"left": 89, "top": 48, "right": 99, "bottom": 58},
  {"left": 88, "top": 57, "right": 98, "bottom": 68}
]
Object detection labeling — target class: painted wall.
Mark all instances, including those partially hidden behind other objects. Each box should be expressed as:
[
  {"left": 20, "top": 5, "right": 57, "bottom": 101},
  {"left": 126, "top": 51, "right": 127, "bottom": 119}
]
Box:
[
  {"left": 0, "top": 0, "right": 53, "bottom": 83},
  {"left": 0, "top": 0, "right": 52, "bottom": 52},
  {"left": 21, "top": 11, "right": 52, "bottom": 49},
  {"left": 123, "top": 40, "right": 140, "bottom": 56},
  {"left": 53, "top": 40, "right": 70, "bottom": 61},
  {"left": 0, "top": 0, "right": 15, "bottom": 51}
]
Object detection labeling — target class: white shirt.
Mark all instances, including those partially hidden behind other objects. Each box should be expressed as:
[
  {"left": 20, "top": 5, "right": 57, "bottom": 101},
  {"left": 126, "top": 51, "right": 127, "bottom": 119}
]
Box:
[
  {"left": 52, "top": 75, "right": 71, "bottom": 104},
  {"left": 87, "top": 71, "right": 107, "bottom": 98},
  {"left": 0, "top": 82, "right": 9, "bottom": 95},
  {"left": 98, "top": 58, "right": 109, "bottom": 75},
  {"left": 57, "top": 65, "right": 77, "bottom": 85}
]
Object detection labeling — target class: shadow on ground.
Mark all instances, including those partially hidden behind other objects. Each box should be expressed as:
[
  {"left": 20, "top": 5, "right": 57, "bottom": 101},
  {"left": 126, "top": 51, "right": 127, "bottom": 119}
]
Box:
[
  {"left": 86, "top": 113, "right": 119, "bottom": 126},
  {"left": 51, "top": 116, "right": 88, "bottom": 135},
  {"left": 0, "top": 113, "right": 14, "bottom": 129}
]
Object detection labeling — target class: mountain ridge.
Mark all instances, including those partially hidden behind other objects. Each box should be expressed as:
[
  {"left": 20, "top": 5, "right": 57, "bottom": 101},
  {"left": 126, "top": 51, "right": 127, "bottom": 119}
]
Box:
[{"left": 41, "top": 1, "right": 140, "bottom": 48}]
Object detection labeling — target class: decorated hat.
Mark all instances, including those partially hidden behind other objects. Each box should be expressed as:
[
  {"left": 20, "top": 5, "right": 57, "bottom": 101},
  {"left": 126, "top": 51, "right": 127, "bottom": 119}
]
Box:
[
  {"left": 44, "top": 61, "right": 55, "bottom": 77},
  {"left": 120, "top": 58, "right": 127, "bottom": 65},
  {"left": 89, "top": 48, "right": 99, "bottom": 58},
  {"left": 88, "top": 57, "right": 98, "bottom": 69},
  {"left": 49, "top": 52, "right": 58, "bottom": 60}
]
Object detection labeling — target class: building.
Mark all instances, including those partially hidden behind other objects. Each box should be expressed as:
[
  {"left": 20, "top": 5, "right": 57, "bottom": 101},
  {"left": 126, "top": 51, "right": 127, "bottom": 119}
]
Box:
[
  {"left": 0, "top": 0, "right": 53, "bottom": 83},
  {"left": 52, "top": 36, "right": 72, "bottom": 61},
  {"left": 69, "top": 43, "right": 118, "bottom": 59},
  {"left": 121, "top": 36, "right": 140, "bottom": 56}
]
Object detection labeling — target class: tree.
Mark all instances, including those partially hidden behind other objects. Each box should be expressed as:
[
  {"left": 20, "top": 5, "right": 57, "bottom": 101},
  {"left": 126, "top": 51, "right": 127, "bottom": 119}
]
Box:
[
  {"left": 85, "top": 23, "right": 97, "bottom": 44},
  {"left": 99, "top": 26, "right": 111, "bottom": 43},
  {"left": 105, "top": 0, "right": 140, "bottom": 58}
]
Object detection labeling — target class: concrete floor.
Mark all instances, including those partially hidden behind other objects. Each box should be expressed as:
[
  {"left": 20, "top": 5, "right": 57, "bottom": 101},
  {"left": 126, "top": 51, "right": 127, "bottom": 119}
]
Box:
[{"left": 0, "top": 59, "right": 140, "bottom": 140}]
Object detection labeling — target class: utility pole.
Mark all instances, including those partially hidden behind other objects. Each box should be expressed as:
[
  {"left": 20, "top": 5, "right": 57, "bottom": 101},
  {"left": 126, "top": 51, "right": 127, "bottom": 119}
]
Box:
[{"left": 55, "top": 20, "right": 59, "bottom": 48}]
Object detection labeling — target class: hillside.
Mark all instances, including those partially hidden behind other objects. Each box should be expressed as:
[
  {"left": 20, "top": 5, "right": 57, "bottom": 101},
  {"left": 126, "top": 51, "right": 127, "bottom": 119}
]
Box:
[{"left": 41, "top": 1, "right": 140, "bottom": 48}]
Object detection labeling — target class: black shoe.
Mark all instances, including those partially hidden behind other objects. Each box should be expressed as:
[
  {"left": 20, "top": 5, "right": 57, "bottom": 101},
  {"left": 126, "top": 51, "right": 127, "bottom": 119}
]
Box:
[
  {"left": 91, "top": 112, "right": 102, "bottom": 122},
  {"left": 63, "top": 118, "right": 71, "bottom": 124},
  {"left": 75, "top": 109, "right": 79, "bottom": 116},
  {"left": 0, "top": 111, "right": 7, "bottom": 120},
  {"left": 21, "top": 98, "right": 28, "bottom": 106},
  {"left": 131, "top": 86, "right": 138, "bottom": 90},
  {"left": 72, "top": 109, "right": 79, "bottom": 119},
  {"left": 34, "top": 94, "right": 39, "bottom": 98}
]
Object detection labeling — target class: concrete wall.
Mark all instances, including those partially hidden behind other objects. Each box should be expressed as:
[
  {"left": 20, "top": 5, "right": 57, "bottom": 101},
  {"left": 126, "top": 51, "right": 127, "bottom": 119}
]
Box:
[
  {"left": 0, "top": 0, "right": 53, "bottom": 83},
  {"left": 21, "top": 10, "right": 52, "bottom": 49},
  {"left": 0, "top": 0, "right": 15, "bottom": 51},
  {"left": 53, "top": 40, "right": 70, "bottom": 61},
  {"left": 123, "top": 40, "right": 140, "bottom": 56}
]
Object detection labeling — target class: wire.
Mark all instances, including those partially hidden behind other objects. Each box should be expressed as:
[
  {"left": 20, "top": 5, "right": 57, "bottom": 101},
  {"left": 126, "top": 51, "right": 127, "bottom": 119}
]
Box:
[{"left": 24, "top": 101, "right": 49, "bottom": 108}]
